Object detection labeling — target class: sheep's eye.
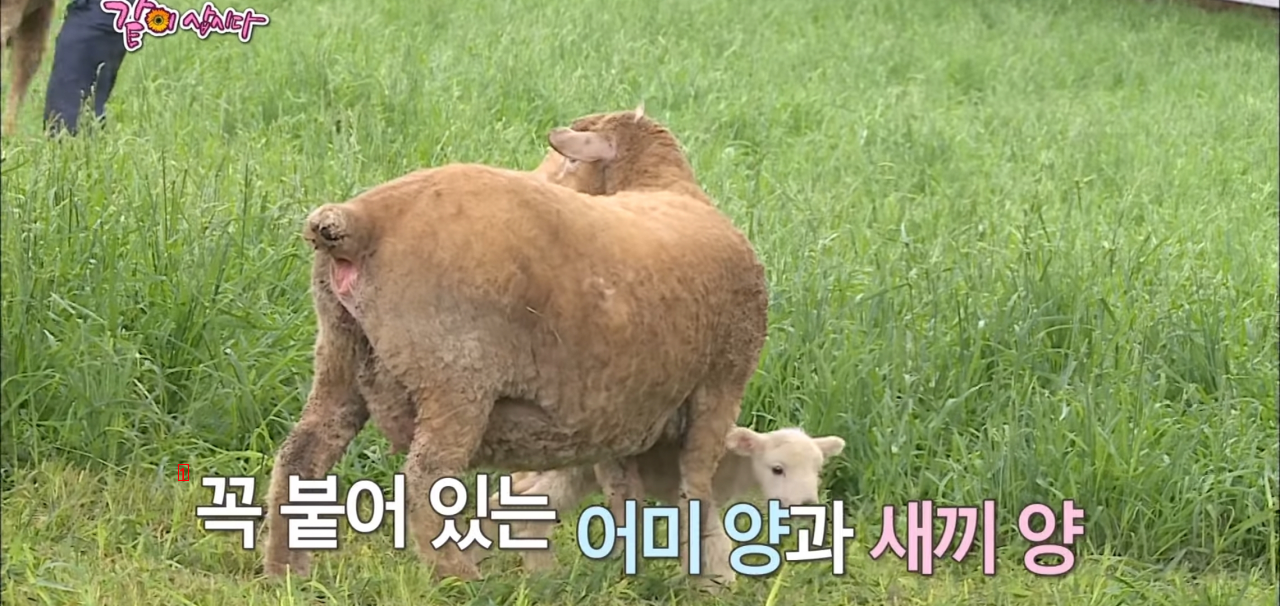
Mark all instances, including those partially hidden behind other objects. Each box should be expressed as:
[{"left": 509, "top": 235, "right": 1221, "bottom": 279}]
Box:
[{"left": 771, "top": 465, "right": 784, "bottom": 476}]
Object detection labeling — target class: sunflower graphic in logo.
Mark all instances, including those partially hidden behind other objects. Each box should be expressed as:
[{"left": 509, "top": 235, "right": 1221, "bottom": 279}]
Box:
[{"left": 144, "top": 8, "right": 174, "bottom": 34}]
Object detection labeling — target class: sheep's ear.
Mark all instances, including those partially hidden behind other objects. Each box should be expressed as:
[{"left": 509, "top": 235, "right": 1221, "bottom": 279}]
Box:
[
  {"left": 725, "top": 427, "right": 763, "bottom": 455},
  {"left": 633, "top": 102, "right": 645, "bottom": 121},
  {"left": 813, "top": 436, "right": 846, "bottom": 460},
  {"left": 548, "top": 127, "right": 616, "bottom": 163}
]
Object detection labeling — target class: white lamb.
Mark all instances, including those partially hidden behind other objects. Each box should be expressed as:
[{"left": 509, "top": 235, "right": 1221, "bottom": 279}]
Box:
[{"left": 470, "top": 425, "right": 846, "bottom": 571}]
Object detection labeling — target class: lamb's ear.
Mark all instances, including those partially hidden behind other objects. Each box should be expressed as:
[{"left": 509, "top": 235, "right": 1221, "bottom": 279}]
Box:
[
  {"left": 633, "top": 102, "right": 645, "bottom": 121},
  {"left": 813, "top": 436, "right": 846, "bottom": 460},
  {"left": 725, "top": 427, "right": 764, "bottom": 455},
  {"left": 548, "top": 127, "right": 616, "bottom": 163}
]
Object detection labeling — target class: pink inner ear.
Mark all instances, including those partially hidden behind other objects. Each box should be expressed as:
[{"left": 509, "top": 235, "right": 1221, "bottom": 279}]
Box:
[{"left": 332, "top": 259, "right": 358, "bottom": 296}]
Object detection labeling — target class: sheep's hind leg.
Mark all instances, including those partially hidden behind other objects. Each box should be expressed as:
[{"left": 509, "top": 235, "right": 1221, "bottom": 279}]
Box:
[
  {"left": 677, "top": 383, "right": 743, "bottom": 592},
  {"left": 400, "top": 381, "right": 494, "bottom": 582},
  {"left": 264, "top": 329, "right": 371, "bottom": 578}
]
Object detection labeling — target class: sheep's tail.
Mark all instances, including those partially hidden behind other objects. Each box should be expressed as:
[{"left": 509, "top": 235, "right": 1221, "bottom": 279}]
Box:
[{"left": 302, "top": 203, "right": 373, "bottom": 262}]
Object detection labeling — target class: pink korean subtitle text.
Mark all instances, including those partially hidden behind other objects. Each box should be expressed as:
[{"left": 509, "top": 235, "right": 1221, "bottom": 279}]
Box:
[
  {"left": 868, "top": 499, "right": 998, "bottom": 576},
  {"left": 1017, "top": 499, "right": 1085, "bottom": 576}
]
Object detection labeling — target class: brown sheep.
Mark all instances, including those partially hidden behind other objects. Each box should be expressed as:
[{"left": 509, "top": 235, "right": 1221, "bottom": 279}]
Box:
[
  {"left": 263, "top": 106, "right": 769, "bottom": 591},
  {"left": 343, "top": 106, "right": 703, "bottom": 578}
]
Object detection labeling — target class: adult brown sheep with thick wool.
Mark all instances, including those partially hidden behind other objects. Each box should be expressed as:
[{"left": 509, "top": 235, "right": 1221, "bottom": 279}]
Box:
[{"left": 263, "top": 106, "right": 769, "bottom": 589}]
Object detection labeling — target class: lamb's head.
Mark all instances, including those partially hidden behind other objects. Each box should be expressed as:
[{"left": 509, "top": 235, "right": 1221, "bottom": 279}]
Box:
[
  {"left": 726, "top": 426, "right": 846, "bottom": 508},
  {"left": 534, "top": 103, "right": 705, "bottom": 200}
]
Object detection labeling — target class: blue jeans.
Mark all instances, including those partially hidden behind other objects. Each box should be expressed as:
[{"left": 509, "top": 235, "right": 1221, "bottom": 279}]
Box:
[{"left": 43, "top": 0, "right": 128, "bottom": 135}]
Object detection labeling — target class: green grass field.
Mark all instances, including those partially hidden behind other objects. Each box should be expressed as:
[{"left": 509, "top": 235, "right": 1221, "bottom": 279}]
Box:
[{"left": 2, "top": 0, "right": 1277, "bottom": 603}]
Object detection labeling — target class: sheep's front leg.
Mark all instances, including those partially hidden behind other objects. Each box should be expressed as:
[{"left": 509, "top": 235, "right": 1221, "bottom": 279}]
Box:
[
  {"left": 401, "top": 384, "right": 493, "bottom": 582},
  {"left": 678, "top": 385, "right": 742, "bottom": 591},
  {"left": 593, "top": 457, "right": 645, "bottom": 566},
  {"left": 264, "top": 327, "right": 370, "bottom": 578}
]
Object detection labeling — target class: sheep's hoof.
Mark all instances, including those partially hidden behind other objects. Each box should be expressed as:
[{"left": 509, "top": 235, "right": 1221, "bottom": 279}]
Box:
[
  {"left": 263, "top": 558, "right": 311, "bottom": 580},
  {"left": 522, "top": 550, "right": 557, "bottom": 573},
  {"left": 429, "top": 558, "right": 482, "bottom": 583},
  {"left": 691, "top": 572, "right": 734, "bottom": 594}
]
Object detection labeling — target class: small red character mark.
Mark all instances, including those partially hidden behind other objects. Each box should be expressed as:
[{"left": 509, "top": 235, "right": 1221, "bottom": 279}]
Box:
[{"left": 178, "top": 463, "right": 191, "bottom": 482}]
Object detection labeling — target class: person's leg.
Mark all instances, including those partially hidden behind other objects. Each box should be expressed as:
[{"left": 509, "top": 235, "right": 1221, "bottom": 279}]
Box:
[{"left": 43, "top": 0, "right": 128, "bottom": 136}]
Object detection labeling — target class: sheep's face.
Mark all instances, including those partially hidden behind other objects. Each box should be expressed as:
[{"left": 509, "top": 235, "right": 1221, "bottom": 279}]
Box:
[
  {"left": 534, "top": 103, "right": 685, "bottom": 196},
  {"left": 726, "top": 427, "right": 846, "bottom": 508},
  {"left": 532, "top": 144, "right": 608, "bottom": 195}
]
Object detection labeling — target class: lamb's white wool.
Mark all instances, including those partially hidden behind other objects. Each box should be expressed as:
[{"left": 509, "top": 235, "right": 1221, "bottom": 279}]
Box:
[{"left": 721, "top": 426, "right": 846, "bottom": 508}]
